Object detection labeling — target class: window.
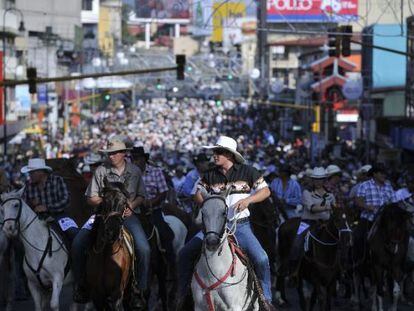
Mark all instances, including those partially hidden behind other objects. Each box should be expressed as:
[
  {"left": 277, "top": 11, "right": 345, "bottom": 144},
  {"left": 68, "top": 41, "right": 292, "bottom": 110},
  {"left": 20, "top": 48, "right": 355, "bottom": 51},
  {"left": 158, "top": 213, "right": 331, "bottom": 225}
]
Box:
[
  {"left": 82, "top": 0, "right": 93, "bottom": 11},
  {"left": 271, "top": 46, "right": 289, "bottom": 61}
]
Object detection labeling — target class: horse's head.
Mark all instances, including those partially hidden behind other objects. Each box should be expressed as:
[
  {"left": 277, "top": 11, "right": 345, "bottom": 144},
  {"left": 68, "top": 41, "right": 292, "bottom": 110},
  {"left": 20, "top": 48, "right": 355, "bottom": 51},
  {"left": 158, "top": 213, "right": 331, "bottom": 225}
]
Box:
[
  {"left": 201, "top": 195, "right": 228, "bottom": 252},
  {"left": 93, "top": 180, "right": 129, "bottom": 252},
  {"left": 380, "top": 204, "right": 410, "bottom": 253},
  {"left": 0, "top": 187, "right": 25, "bottom": 238},
  {"left": 330, "top": 207, "right": 354, "bottom": 266}
]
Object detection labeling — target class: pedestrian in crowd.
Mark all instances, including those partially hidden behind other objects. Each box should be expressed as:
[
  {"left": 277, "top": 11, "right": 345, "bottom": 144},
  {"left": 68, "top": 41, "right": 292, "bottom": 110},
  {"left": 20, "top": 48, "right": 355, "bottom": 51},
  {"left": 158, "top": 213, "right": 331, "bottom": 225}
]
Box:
[
  {"left": 71, "top": 139, "right": 149, "bottom": 305},
  {"left": 325, "top": 164, "right": 345, "bottom": 209},
  {"left": 270, "top": 165, "right": 302, "bottom": 220}
]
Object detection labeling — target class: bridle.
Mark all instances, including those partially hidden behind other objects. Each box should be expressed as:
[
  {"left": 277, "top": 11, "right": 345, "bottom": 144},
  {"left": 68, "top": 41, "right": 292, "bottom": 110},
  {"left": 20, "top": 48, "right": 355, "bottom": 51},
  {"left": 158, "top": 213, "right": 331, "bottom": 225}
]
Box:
[
  {"left": 1, "top": 197, "right": 34, "bottom": 234},
  {"left": 201, "top": 195, "right": 228, "bottom": 241}
]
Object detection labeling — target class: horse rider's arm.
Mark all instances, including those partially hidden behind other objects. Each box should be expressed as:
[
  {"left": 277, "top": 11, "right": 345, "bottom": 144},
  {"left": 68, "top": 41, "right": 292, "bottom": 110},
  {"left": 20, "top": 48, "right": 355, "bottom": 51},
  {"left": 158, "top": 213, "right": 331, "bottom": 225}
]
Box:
[
  {"left": 147, "top": 191, "right": 167, "bottom": 207},
  {"left": 249, "top": 186, "right": 271, "bottom": 205},
  {"left": 194, "top": 190, "right": 204, "bottom": 205},
  {"left": 130, "top": 195, "right": 144, "bottom": 210},
  {"left": 355, "top": 196, "right": 371, "bottom": 211},
  {"left": 87, "top": 196, "right": 103, "bottom": 207}
]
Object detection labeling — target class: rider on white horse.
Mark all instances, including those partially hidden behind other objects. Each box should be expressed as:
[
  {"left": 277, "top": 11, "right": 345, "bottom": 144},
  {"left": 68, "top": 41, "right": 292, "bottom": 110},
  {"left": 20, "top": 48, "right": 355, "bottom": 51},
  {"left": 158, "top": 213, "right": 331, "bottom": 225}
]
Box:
[
  {"left": 177, "top": 136, "right": 275, "bottom": 310},
  {"left": 71, "top": 139, "right": 149, "bottom": 304},
  {"left": 20, "top": 158, "right": 79, "bottom": 243}
]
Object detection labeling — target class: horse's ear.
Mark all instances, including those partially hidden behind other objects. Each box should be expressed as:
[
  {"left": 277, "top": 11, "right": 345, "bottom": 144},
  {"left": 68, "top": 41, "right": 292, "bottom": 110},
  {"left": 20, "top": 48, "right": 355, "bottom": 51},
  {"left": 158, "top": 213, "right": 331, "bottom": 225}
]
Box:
[
  {"left": 14, "top": 186, "right": 25, "bottom": 198},
  {"left": 199, "top": 187, "right": 210, "bottom": 200},
  {"left": 194, "top": 207, "right": 202, "bottom": 226},
  {"left": 103, "top": 177, "right": 109, "bottom": 188}
]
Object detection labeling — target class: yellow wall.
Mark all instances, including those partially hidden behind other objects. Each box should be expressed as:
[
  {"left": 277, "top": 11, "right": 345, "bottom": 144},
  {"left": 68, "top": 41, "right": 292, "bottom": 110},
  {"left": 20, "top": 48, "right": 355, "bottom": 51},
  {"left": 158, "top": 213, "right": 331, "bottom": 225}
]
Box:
[
  {"left": 98, "top": 5, "right": 114, "bottom": 57},
  {"left": 212, "top": 2, "right": 246, "bottom": 43}
]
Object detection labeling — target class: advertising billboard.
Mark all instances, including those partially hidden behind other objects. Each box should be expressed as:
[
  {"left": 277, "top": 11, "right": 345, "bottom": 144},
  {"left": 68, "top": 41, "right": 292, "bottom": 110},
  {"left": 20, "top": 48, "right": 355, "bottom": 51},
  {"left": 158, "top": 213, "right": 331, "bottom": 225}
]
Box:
[
  {"left": 134, "top": 0, "right": 190, "bottom": 20},
  {"left": 192, "top": 0, "right": 213, "bottom": 36},
  {"left": 267, "top": 0, "right": 358, "bottom": 23},
  {"left": 212, "top": 2, "right": 246, "bottom": 43}
]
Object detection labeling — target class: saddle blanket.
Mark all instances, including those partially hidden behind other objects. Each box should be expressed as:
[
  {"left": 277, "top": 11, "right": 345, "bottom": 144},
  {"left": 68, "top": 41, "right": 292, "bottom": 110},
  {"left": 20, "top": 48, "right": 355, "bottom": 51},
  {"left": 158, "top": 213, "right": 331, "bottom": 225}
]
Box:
[
  {"left": 58, "top": 217, "right": 78, "bottom": 232},
  {"left": 297, "top": 222, "right": 310, "bottom": 235},
  {"left": 82, "top": 214, "right": 96, "bottom": 230}
]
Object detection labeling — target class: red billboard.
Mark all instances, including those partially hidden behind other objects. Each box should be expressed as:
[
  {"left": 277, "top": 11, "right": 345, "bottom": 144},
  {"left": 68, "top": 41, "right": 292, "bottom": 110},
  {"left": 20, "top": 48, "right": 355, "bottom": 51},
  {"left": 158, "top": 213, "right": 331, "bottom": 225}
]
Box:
[
  {"left": 267, "top": 0, "right": 358, "bottom": 23},
  {"left": 0, "top": 51, "right": 3, "bottom": 125}
]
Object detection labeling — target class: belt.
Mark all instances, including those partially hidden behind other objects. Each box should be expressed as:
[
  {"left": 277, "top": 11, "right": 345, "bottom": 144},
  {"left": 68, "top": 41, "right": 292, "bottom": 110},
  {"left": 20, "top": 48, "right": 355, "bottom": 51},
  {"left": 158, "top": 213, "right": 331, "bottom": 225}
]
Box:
[{"left": 234, "top": 217, "right": 249, "bottom": 224}]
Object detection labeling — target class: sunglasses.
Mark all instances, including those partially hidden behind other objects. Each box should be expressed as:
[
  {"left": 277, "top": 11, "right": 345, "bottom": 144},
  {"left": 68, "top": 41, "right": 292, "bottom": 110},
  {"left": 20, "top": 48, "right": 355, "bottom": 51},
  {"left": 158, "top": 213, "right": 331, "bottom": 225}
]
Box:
[
  {"left": 107, "top": 151, "right": 124, "bottom": 156},
  {"left": 213, "top": 148, "right": 228, "bottom": 155}
]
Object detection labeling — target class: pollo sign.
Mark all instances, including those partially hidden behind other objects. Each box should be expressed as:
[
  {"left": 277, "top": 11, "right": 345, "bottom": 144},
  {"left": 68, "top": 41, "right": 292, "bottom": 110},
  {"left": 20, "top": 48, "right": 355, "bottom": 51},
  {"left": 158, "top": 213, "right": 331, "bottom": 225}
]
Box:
[{"left": 267, "top": 0, "right": 358, "bottom": 22}]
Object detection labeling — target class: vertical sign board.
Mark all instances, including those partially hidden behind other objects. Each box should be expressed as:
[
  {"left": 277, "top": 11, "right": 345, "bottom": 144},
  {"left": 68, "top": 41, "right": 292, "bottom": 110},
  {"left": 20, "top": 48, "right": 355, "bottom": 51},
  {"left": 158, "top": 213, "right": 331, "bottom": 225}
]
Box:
[{"left": 0, "top": 51, "right": 3, "bottom": 125}]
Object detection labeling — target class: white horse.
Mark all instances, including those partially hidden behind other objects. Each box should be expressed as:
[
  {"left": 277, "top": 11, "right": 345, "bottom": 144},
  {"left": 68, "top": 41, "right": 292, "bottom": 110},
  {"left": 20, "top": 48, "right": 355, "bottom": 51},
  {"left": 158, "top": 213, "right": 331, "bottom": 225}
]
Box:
[
  {"left": 0, "top": 211, "right": 15, "bottom": 311},
  {"left": 0, "top": 188, "right": 70, "bottom": 311},
  {"left": 163, "top": 214, "right": 187, "bottom": 257},
  {"left": 191, "top": 195, "right": 260, "bottom": 311}
]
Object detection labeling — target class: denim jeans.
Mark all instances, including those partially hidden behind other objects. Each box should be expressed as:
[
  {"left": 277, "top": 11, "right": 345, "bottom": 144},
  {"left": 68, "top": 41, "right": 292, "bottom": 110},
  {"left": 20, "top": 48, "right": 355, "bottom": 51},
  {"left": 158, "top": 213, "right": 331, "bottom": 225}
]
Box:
[
  {"left": 71, "top": 214, "right": 151, "bottom": 290},
  {"left": 177, "top": 220, "right": 272, "bottom": 302}
]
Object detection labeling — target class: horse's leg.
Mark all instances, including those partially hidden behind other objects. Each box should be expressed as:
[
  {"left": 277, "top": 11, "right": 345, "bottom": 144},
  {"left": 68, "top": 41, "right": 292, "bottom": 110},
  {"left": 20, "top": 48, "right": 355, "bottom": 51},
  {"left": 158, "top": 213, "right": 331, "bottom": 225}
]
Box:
[
  {"left": 27, "top": 280, "right": 43, "bottom": 311},
  {"left": 274, "top": 276, "right": 287, "bottom": 306},
  {"left": 390, "top": 280, "right": 401, "bottom": 311},
  {"left": 301, "top": 279, "right": 313, "bottom": 311},
  {"left": 50, "top": 275, "right": 63, "bottom": 310}
]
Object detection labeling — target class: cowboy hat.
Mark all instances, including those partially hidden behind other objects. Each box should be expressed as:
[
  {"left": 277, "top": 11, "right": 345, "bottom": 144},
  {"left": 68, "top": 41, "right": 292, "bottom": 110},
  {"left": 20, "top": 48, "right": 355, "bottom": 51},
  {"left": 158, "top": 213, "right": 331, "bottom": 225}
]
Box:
[
  {"left": 130, "top": 146, "right": 149, "bottom": 160},
  {"left": 326, "top": 164, "right": 342, "bottom": 176},
  {"left": 21, "top": 158, "right": 52, "bottom": 174},
  {"left": 99, "top": 139, "right": 130, "bottom": 153},
  {"left": 309, "top": 167, "right": 327, "bottom": 179},
  {"left": 84, "top": 153, "right": 104, "bottom": 165},
  {"left": 203, "top": 136, "right": 245, "bottom": 164}
]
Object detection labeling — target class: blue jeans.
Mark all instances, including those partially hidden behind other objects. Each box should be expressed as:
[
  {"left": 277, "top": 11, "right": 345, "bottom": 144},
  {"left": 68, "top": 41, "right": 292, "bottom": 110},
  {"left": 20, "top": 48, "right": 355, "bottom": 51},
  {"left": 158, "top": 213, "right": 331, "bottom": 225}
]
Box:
[
  {"left": 71, "top": 214, "right": 151, "bottom": 290},
  {"left": 177, "top": 220, "right": 272, "bottom": 302}
]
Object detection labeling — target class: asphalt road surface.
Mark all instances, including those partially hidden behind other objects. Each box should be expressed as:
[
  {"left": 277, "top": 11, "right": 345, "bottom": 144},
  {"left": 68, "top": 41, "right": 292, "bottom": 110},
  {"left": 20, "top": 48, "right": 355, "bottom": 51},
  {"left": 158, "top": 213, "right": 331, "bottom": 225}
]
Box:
[{"left": 3, "top": 283, "right": 414, "bottom": 310}]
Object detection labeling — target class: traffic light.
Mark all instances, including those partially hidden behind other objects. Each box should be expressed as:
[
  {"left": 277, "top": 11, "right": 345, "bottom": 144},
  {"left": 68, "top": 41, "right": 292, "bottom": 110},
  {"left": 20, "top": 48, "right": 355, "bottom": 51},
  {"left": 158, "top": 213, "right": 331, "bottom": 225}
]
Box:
[
  {"left": 102, "top": 92, "right": 111, "bottom": 103},
  {"left": 27, "top": 67, "right": 37, "bottom": 94},
  {"left": 312, "top": 105, "right": 320, "bottom": 133},
  {"left": 176, "top": 54, "right": 186, "bottom": 80},
  {"left": 156, "top": 79, "right": 162, "bottom": 90},
  {"left": 341, "top": 25, "right": 352, "bottom": 57},
  {"left": 228, "top": 74, "right": 233, "bottom": 80},
  {"left": 328, "top": 31, "right": 340, "bottom": 57}
]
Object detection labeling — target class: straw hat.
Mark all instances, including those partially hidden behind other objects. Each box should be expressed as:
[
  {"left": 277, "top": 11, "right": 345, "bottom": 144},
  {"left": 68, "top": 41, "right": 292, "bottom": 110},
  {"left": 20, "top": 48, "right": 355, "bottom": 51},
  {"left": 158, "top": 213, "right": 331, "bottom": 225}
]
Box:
[
  {"left": 21, "top": 158, "right": 52, "bottom": 174},
  {"left": 326, "top": 164, "right": 342, "bottom": 176},
  {"left": 99, "top": 139, "right": 130, "bottom": 153},
  {"left": 309, "top": 167, "right": 327, "bottom": 179}
]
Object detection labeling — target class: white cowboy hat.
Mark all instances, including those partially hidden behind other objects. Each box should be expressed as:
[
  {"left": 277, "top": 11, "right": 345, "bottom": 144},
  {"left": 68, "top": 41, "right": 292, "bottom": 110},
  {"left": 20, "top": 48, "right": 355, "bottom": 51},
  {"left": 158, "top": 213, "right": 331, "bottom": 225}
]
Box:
[
  {"left": 99, "top": 139, "right": 130, "bottom": 153},
  {"left": 394, "top": 188, "right": 412, "bottom": 203},
  {"left": 358, "top": 165, "right": 372, "bottom": 174},
  {"left": 326, "top": 164, "right": 342, "bottom": 176},
  {"left": 84, "top": 153, "right": 104, "bottom": 165},
  {"left": 21, "top": 158, "right": 52, "bottom": 174},
  {"left": 203, "top": 136, "right": 245, "bottom": 164},
  {"left": 309, "top": 167, "right": 327, "bottom": 179}
]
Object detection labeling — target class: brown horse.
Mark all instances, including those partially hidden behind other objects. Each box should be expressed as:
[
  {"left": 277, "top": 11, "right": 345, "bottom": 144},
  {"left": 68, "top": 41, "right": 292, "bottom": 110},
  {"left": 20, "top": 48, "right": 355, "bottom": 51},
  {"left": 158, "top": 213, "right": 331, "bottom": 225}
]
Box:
[
  {"left": 275, "top": 207, "right": 353, "bottom": 311},
  {"left": 46, "top": 157, "right": 92, "bottom": 226},
  {"left": 86, "top": 181, "right": 135, "bottom": 310}
]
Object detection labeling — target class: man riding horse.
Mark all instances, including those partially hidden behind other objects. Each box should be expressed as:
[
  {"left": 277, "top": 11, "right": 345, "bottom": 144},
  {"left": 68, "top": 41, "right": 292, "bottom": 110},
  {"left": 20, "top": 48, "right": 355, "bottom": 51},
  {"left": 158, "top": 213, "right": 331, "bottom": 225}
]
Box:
[
  {"left": 177, "top": 136, "right": 276, "bottom": 310},
  {"left": 21, "top": 158, "right": 79, "bottom": 244},
  {"left": 71, "top": 139, "right": 149, "bottom": 305}
]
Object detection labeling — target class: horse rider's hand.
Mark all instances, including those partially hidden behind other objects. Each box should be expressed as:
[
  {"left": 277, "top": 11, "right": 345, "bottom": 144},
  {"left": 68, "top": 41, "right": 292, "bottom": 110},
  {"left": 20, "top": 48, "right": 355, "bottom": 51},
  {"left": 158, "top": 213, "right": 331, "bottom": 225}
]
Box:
[
  {"left": 234, "top": 198, "right": 251, "bottom": 212},
  {"left": 123, "top": 202, "right": 134, "bottom": 217},
  {"left": 34, "top": 204, "right": 47, "bottom": 213}
]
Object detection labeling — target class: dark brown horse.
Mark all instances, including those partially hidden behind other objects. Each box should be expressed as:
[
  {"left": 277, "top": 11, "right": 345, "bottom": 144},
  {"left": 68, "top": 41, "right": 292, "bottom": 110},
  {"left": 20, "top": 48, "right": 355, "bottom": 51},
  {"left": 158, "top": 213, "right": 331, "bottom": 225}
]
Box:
[
  {"left": 368, "top": 204, "right": 410, "bottom": 311},
  {"left": 46, "top": 157, "right": 92, "bottom": 226},
  {"left": 275, "top": 208, "right": 353, "bottom": 311},
  {"left": 86, "top": 181, "right": 134, "bottom": 310}
]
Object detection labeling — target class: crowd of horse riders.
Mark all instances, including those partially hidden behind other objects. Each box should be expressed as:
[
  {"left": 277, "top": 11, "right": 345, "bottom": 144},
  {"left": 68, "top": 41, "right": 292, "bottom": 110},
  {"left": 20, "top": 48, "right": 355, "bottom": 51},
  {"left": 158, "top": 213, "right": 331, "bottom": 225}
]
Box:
[{"left": 0, "top": 134, "right": 414, "bottom": 310}]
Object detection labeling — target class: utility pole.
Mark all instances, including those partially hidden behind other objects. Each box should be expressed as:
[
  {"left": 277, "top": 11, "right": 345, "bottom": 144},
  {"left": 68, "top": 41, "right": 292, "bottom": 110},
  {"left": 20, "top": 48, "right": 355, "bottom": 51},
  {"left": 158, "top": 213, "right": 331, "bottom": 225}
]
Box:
[{"left": 256, "top": 0, "right": 268, "bottom": 98}]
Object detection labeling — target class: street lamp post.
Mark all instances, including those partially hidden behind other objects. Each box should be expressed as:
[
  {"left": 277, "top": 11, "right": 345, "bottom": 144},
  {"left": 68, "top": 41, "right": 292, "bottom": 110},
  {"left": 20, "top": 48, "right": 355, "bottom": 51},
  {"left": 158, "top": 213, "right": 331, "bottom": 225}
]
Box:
[{"left": 2, "top": 8, "right": 25, "bottom": 159}]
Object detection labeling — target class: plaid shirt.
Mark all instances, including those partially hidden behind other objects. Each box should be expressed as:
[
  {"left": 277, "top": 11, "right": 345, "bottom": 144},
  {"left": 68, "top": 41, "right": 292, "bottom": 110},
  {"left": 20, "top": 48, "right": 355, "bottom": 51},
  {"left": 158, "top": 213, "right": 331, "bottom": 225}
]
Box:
[
  {"left": 23, "top": 174, "right": 69, "bottom": 214},
  {"left": 356, "top": 178, "right": 395, "bottom": 221},
  {"left": 270, "top": 178, "right": 302, "bottom": 207},
  {"left": 142, "top": 165, "right": 169, "bottom": 201}
]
